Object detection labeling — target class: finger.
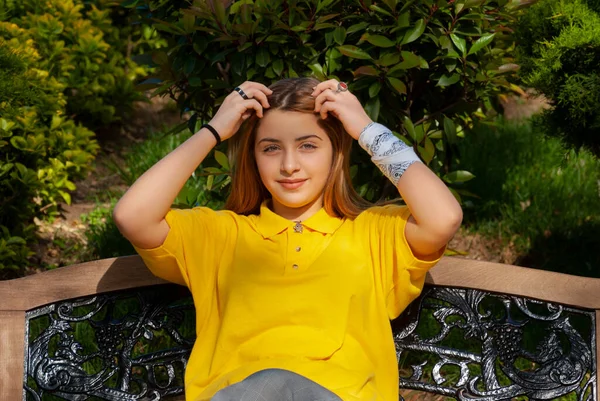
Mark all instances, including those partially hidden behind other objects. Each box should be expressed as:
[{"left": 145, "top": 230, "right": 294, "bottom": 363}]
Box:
[
  {"left": 314, "top": 89, "right": 337, "bottom": 112},
  {"left": 241, "top": 98, "right": 264, "bottom": 118},
  {"left": 241, "top": 81, "right": 273, "bottom": 95},
  {"left": 311, "top": 79, "right": 339, "bottom": 97},
  {"left": 245, "top": 88, "right": 270, "bottom": 109},
  {"left": 319, "top": 101, "right": 338, "bottom": 120}
]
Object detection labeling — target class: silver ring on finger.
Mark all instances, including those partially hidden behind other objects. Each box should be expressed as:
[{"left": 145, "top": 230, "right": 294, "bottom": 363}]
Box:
[
  {"left": 234, "top": 86, "right": 249, "bottom": 100},
  {"left": 335, "top": 81, "right": 349, "bottom": 94}
]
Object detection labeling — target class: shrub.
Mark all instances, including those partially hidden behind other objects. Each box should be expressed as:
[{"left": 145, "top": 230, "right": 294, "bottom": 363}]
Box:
[
  {"left": 0, "top": 34, "right": 98, "bottom": 272},
  {"left": 126, "top": 0, "right": 535, "bottom": 204},
  {"left": 514, "top": 0, "right": 600, "bottom": 153},
  {"left": 2, "top": 0, "right": 164, "bottom": 129},
  {"left": 456, "top": 118, "right": 600, "bottom": 276}
]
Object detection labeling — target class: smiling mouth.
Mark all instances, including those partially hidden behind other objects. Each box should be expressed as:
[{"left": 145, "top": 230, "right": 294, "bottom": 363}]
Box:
[{"left": 278, "top": 179, "right": 307, "bottom": 189}]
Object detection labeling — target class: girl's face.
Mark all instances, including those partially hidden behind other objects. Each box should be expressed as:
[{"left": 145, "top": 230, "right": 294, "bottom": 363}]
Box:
[{"left": 254, "top": 110, "right": 333, "bottom": 218}]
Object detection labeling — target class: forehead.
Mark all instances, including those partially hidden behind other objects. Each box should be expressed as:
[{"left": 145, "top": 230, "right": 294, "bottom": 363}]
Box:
[{"left": 256, "top": 110, "right": 326, "bottom": 139}]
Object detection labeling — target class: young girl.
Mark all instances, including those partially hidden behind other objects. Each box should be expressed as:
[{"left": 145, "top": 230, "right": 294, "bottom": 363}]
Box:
[{"left": 114, "top": 77, "right": 462, "bottom": 401}]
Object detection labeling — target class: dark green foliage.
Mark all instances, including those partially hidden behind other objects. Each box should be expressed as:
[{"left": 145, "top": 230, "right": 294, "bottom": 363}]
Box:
[
  {"left": 457, "top": 118, "right": 600, "bottom": 277},
  {"left": 515, "top": 0, "right": 600, "bottom": 153},
  {"left": 126, "top": 0, "right": 534, "bottom": 204}
]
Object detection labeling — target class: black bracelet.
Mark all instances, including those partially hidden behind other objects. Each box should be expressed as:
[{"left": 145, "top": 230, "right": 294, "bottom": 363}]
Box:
[{"left": 201, "top": 123, "right": 221, "bottom": 146}]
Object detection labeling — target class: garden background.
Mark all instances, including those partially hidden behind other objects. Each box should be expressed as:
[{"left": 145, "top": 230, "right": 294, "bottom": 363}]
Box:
[{"left": 1, "top": 0, "right": 599, "bottom": 281}]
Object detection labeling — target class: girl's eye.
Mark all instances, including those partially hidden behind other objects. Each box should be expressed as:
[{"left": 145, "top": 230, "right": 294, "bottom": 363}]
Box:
[{"left": 262, "top": 143, "right": 317, "bottom": 153}]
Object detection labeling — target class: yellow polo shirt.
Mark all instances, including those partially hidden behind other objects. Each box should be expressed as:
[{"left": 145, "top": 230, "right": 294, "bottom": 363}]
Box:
[{"left": 133, "top": 199, "right": 443, "bottom": 401}]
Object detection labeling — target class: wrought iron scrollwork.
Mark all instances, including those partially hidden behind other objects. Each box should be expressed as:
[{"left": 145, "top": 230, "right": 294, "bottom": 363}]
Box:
[
  {"left": 394, "top": 285, "right": 597, "bottom": 400},
  {"left": 23, "top": 283, "right": 597, "bottom": 400},
  {"left": 23, "top": 284, "right": 195, "bottom": 400}
]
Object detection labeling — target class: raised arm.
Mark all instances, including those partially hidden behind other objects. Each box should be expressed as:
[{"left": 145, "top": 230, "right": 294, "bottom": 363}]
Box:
[
  {"left": 113, "top": 82, "right": 272, "bottom": 249},
  {"left": 397, "top": 163, "right": 462, "bottom": 257},
  {"left": 310, "top": 79, "right": 462, "bottom": 258}
]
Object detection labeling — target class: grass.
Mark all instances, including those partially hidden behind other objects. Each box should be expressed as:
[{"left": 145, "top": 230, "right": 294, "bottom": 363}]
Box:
[{"left": 456, "top": 117, "right": 600, "bottom": 277}]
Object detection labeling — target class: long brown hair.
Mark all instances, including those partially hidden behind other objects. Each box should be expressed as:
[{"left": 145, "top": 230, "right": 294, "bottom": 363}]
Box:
[{"left": 224, "top": 77, "right": 377, "bottom": 219}]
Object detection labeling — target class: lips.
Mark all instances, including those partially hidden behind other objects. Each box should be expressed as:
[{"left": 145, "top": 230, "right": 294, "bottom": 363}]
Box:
[{"left": 278, "top": 179, "right": 307, "bottom": 189}]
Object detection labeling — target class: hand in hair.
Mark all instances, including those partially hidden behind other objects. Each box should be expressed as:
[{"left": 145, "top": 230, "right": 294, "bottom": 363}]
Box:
[
  {"left": 311, "top": 79, "right": 373, "bottom": 140},
  {"left": 208, "top": 81, "right": 273, "bottom": 141}
]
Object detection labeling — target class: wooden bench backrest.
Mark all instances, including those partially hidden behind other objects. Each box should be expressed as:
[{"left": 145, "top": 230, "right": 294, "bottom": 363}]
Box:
[{"left": 1, "top": 256, "right": 599, "bottom": 400}]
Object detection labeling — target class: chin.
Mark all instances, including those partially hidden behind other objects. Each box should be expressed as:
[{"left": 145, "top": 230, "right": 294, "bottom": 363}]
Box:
[{"left": 269, "top": 189, "right": 321, "bottom": 210}]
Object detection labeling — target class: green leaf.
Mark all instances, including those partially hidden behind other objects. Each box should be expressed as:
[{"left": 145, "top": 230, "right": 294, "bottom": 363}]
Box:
[
  {"left": 368, "top": 81, "right": 381, "bottom": 98},
  {"left": 393, "top": 51, "right": 421, "bottom": 70},
  {"left": 337, "top": 45, "right": 372, "bottom": 60},
  {"left": 353, "top": 66, "right": 379, "bottom": 76},
  {"left": 444, "top": 170, "right": 475, "bottom": 183},
  {"left": 10, "top": 136, "right": 28, "bottom": 150},
  {"left": 183, "top": 13, "right": 195, "bottom": 33},
  {"left": 468, "top": 33, "right": 496, "bottom": 55},
  {"left": 450, "top": 34, "right": 467, "bottom": 56},
  {"left": 326, "top": 48, "right": 341, "bottom": 74},
  {"left": 403, "top": 116, "right": 417, "bottom": 141},
  {"left": 464, "top": 0, "right": 486, "bottom": 7},
  {"left": 50, "top": 115, "right": 62, "bottom": 130},
  {"left": 376, "top": 52, "right": 400, "bottom": 66},
  {"left": 437, "top": 74, "right": 460, "bottom": 86},
  {"left": 397, "top": 12, "right": 410, "bottom": 29},
  {"left": 387, "top": 77, "right": 406, "bottom": 94},
  {"left": 333, "top": 27, "right": 346, "bottom": 45},
  {"left": 418, "top": 137, "right": 435, "bottom": 164},
  {"left": 443, "top": 116, "right": 457, "bottom": 143},
  {"left": 401, "top": 19, "right": 425, "bottom": 45},
  {"left": 365, "top": 97, "right": 381, "bottom": 121},
  {"left": 214, "top": 150, "right": 230, "bottom": 170},
  {"left": 347, "top": 22, "right": 369, "bottom": 34},
  {"left": 272, "top": 58, "right": 284, "bottom": 76},
  {"left": 370, "top": 4, "right": 394, "bottom": 17},
  {"left": 366, "top": 34, "right": 396, "bottom": 48},
  {"left": 316, "top": 0, "right": 337, "bottom": 14},
  {"left": 206, "top": 174, "right": 214, "bottom": 191},
  {"left": 428, "top": 130, "right": 443, "bottom": 139},
  {"left": 59, "top": 190, "right": 71, "bottom": 205},
  {"left": 256, "top": 47, "right": 270, "bottom": 67},
  {"left": 151, "top": 51, "right": 168, "bottom": 66},
  {"left": 308, "top": 62, "right": 326, "bottom": 80}
]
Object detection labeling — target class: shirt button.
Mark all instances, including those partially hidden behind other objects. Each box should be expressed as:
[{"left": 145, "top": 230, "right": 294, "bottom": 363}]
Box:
[
  {"left": 295, "top": 246, "right": 301, "bottom": 252},
  {"left": 292, "top": 264, "right": 299, "bottom": 269}
]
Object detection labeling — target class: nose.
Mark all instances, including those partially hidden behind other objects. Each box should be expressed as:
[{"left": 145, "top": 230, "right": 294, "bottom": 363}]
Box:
[{"left": 281, "top": 149, "right": 300, "bottom": 175}]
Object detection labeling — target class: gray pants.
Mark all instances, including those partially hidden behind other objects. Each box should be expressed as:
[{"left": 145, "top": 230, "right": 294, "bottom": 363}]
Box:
[{"left": 211, "top": 368, "right": 342, "bottom": 401}]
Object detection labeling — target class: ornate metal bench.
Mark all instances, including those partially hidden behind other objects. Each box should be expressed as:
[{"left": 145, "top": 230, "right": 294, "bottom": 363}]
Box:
[{"left": 1, "top": 256, "right": 598, "bottom": 400}]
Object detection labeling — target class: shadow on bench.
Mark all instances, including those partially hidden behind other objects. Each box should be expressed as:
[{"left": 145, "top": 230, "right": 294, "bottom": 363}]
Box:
[{"left": 1, "top": 256, "right": 598, "bottom": 400}]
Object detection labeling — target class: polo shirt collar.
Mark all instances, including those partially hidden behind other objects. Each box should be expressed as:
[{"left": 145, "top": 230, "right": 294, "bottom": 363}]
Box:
[{"left": 256, "top": 199, "right": 344, "bottom": 238}]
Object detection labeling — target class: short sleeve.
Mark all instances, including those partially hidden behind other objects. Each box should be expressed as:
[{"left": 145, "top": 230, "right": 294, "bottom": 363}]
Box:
[
  {"left": 132, "top": 207, "right": 237, "bottom": 291},
  {"left": 359, "top": 205, "right": 445, "bottom": 319}
]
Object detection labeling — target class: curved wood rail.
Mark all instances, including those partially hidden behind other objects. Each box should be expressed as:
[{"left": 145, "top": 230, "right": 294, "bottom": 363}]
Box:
[{"left": 1, "top": 255, "right": 599, "bottom": 312}]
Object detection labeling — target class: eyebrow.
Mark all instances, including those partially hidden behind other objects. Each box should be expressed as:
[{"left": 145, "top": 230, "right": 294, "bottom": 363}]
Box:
[{"left": 256, "top": 135, "right": 323, "bottom": 145}]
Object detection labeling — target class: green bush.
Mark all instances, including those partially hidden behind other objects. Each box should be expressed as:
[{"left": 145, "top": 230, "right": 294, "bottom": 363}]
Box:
[
  {"left": 514, "top": 0, "right": 600, "bottom": 153},
  {"left": 456, "top": 118, "right": 600, "bottom": 276},
  {"left": 2, "top": 0, "right": 165, "bottom": 129},
  {"left": 0, "top": 29, "right": 99, "bottom": 272},
  {"left": 127, "top": 0, "right": 535, "bottom": 204}
]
